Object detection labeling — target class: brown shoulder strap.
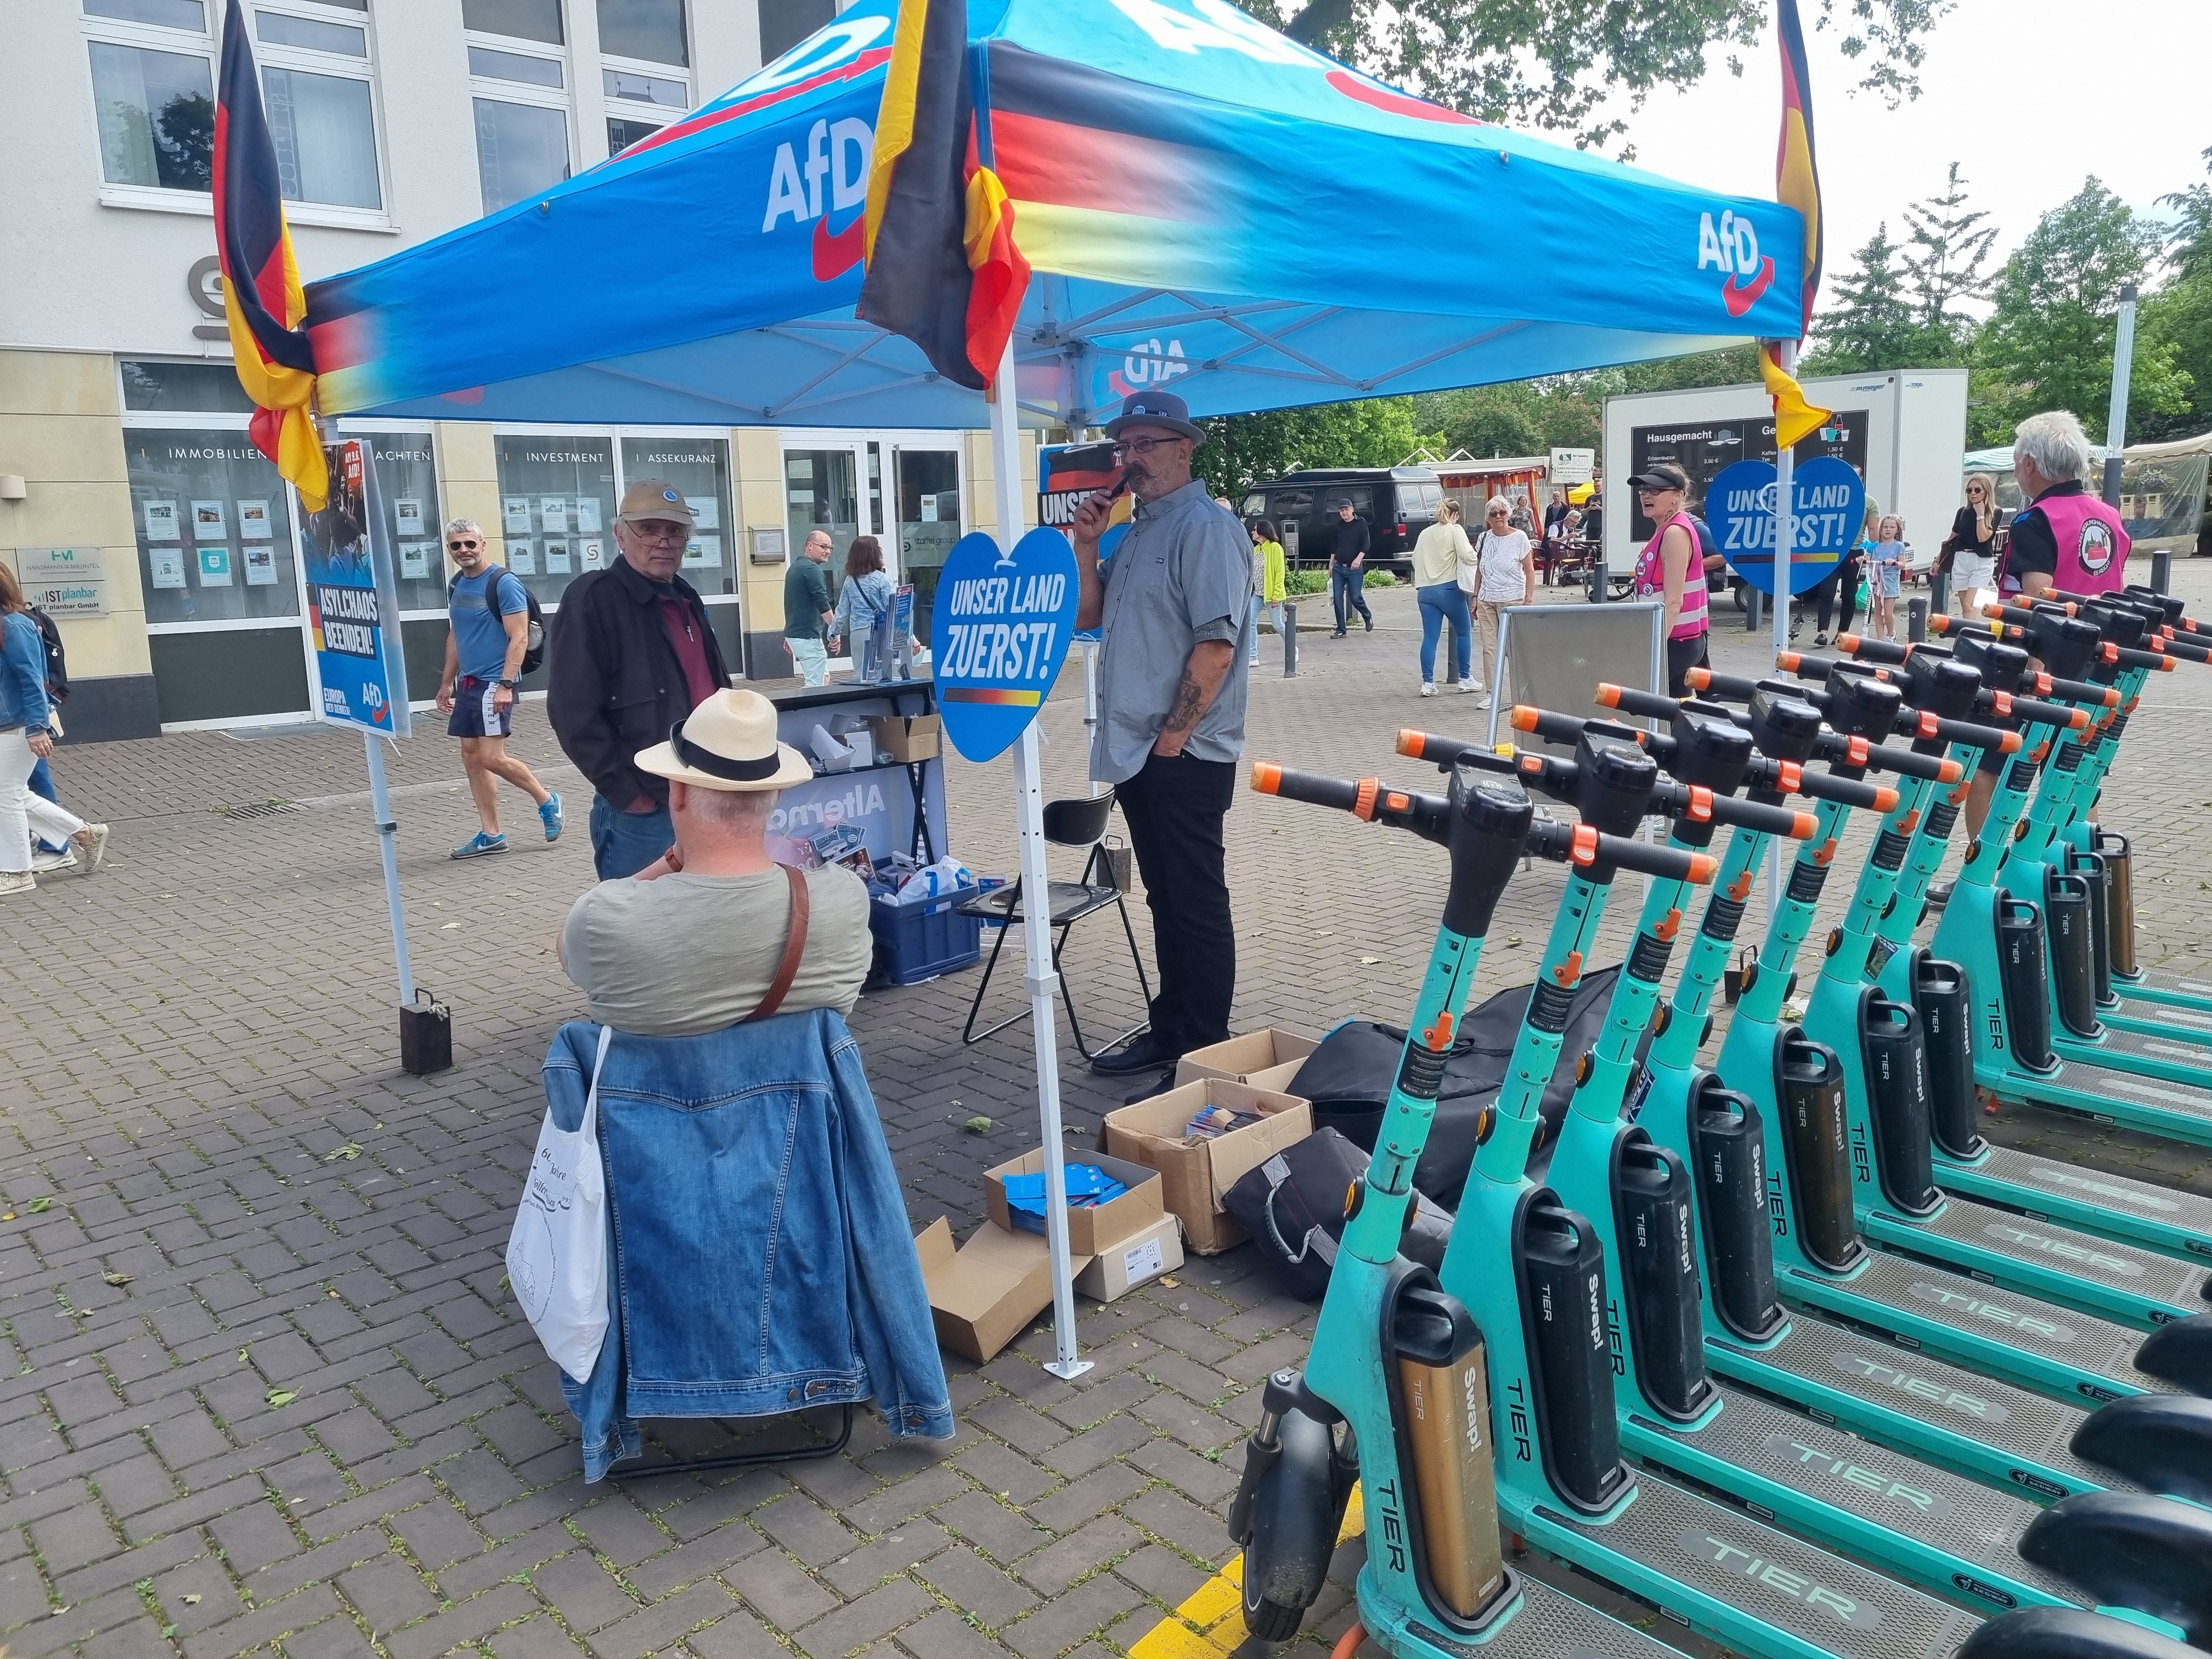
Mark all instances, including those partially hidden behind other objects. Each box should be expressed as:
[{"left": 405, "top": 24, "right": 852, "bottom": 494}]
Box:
[{"left": 747, "top": 864, "right": 811, "bottom": 1023}]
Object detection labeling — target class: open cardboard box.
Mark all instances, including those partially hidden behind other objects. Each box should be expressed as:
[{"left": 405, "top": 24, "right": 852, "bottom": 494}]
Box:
[
  {"left": 1173, "top": 1027, "right": 1322, "bottom": 1091},
  {"left": 867, "top": 712, "right": 942, "bottom": 763},
  {"left": 1074, "top": 1212, "right": 1184, "bottom": 1303},
  {"left": 1102, "top": 1080, "right": 1312, "bottom": 1255},
  {"left": 915, "top": 1216, "right": 1091, "bottom": 1364},
  {"left": 984, "top": 1148, "right": 1163, "bottom": 1257}
]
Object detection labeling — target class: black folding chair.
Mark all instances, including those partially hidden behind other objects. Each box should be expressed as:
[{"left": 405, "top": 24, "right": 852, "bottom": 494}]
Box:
[{"left": 956, "top": 792, "right": 1153, "bottom": 1061}]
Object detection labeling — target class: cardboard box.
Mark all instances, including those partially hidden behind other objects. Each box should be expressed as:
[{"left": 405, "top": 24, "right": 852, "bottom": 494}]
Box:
[
  {"left": 984, "top": 1149, "right": 1163, "bottom": 1257},
  {"left": 867, "top": 712, "right": 942, "bottom": 763},
  {"left": 1173, "top": 1028, "right": 1322, "bottom": 1089},
  {"left": 916, "top": 1217, "right": 1090, "bottom": 1364},
  {"left": 1102, "top": 1080, "right": 1313, "bottom": 1255},
  {"left": 1074, "top": 1213, "right": 1184, "bottom": 1303},
  {"left": 1242, "top": 1058, "right": 1309, "bottom": 1096}
]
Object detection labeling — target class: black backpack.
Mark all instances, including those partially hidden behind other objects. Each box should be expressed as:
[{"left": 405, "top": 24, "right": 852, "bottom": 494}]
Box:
[
  {"left": 453, "top": 568, "right": 546, "bottom": 675},
  {"left": 28, "top": 606, "right": 67, "bottom": 703}
]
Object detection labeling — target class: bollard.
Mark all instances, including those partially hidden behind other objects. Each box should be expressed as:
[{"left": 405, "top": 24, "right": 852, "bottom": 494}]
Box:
[
  {"left": 1929, "top": 569, "right": 1948, "bottom": 616},
  {"left": 1588, "top": 560, "right": 1608, "bottom": 603},
  {"left": 1745, "top": 588, "right": 1764, "bottom": 634},
  {"left": 1908, "top": 596, "right": 1928, "bottom": 643},
  {"left": 1282, "top": 602, "right": 1299, "bottom": 678},
  {"left": 2152, "top": 550, "right": 2173, "bottom": 594}
]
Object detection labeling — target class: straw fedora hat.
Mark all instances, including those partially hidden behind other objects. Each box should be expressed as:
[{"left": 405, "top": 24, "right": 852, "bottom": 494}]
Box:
[{"left": 634, "top": 689, "right": 812, "bottom": 792}]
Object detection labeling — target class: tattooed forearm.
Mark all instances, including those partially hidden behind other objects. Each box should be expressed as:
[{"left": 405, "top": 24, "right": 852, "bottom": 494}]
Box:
[{"left": 1162, "top": 668, "right": 1204, "bottom": 735}]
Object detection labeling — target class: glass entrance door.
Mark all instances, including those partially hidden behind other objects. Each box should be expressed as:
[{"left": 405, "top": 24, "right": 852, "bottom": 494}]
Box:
[{"left": 891, "top": 447, "right": 962, "bottom": 647}]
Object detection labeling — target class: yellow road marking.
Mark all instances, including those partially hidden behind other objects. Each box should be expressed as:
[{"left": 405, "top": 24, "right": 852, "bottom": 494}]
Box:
[{"left": 1126, "top": 1488, "right": 1365, "bottom": 1658}]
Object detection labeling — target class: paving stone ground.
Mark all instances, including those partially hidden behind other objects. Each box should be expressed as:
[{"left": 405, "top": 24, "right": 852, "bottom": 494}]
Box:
[{"left": 8, "top": 565, "right": 2212, "bottom": 1659}]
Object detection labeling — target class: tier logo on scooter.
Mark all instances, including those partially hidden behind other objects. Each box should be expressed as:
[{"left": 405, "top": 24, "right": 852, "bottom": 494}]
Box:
[
  {"left": 1762, "top": 1431, "right": 1952, "bottom": 1519},
  {"left": 1678, "top": 1532, "right": 1878, "bottom": 1629},
  {"left": 1826, "top": 1351, "right": 2009, "bottom": 1424}
]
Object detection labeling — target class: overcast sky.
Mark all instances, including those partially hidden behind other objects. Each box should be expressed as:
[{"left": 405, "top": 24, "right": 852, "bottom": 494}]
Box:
[{"left": 1599, "top": 0, "right": 2212, "bottom": 318}]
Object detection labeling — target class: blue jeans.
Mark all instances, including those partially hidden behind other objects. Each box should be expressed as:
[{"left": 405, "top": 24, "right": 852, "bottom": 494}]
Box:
[
  {"left": 1416, "top": 583, "right": 1471, "bottom": 683},
  {"left": 1330, "top": 566, "right": 1372, "bottom": 630},
  {"left": 1248, "top": 595, "right": 1262, "bottom": 664},
  {"left": 589, "top": 793, "right": 673, "bottom": 880}
]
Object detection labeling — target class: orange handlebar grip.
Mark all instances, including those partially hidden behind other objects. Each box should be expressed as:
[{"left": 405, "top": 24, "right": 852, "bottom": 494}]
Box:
[
  {"left": 1688, "top": 853, "right": 1719, "bottom": 885},
  {"left": 2068, "top": 709, "right": 2089, "bottom": 730},
  {"left": 1873, "top": 786, "right": 1900, "bottom": 812},
  {"left": 1929, "top": 614, "right": 1954, "bottom": 633},
  {"left": 1250, "top": 762, "right": 1282, "bottom": 794},
  {"left": 1395, "top": 728, "right": 1424, "bottom": 757},
  {"left": 1776, "top": 651, "right": 1802, "bottom": 672},
  {"left": 1685, "top": 668, "right": 1711, "bottom": 690},
  {"left": 1789, "top": 811, "right": 1817, "bottom": 840},
  {"left": 1595, "top": 683, "right": 1623, "bottom": 708},
  {"left": 1999, "top": 732, "right": 2022, "bottom": 754},
  {"left": 1510, "top": 706, "right": 1539, "bottom": 733},
  {"left": 1836, "top": 634, "right": 1860, "bottom": 652},
  {"left": 1937, "top": 758, "right": 1963, "bottom": 783}
]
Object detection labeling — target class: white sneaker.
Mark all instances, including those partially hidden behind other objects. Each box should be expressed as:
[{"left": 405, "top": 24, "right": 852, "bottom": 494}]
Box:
[
  {"left": 1474, "top": 694, "right": 1492, "bottom": 709},
  {"left": 1420, "top": 682, "right": 1437, "bottom": 697},
  {"left": 30, "top": 848, "right": 76, "bottom": 874},
  {"left": 0, "top": 871, "right": 33, "bottom": 896},
  {"left": 70, "top": 824, "right": 109, "bottom": 874},
  {"left": 1459, "top": 680, "right": 1483, "bottom": 695}
]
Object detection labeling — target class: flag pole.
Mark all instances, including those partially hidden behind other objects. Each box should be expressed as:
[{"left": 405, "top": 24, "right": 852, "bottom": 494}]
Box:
[
  {"left": 1768, "top": 338, "right": 1797, "bottom": 921},
  {"left": 990, "top": 338, "right": 1090, "bottom": 1381}
]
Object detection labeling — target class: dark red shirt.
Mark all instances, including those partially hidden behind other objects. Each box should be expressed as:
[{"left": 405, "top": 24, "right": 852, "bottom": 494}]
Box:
[{"left": 658, "top": 594, "right": 718, "bottom": 709}]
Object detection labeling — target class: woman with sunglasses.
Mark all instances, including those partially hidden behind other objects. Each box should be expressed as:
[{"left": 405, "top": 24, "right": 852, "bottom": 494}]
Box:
[
  {"left": 1627, "top": 462, "right": 1710, "bottom": 695},
  {"left": 1939, "top": 475, "right": 2003, "bottom": 614}
]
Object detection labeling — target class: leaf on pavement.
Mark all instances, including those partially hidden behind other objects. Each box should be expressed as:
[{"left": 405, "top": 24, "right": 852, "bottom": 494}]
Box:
[
  {"left": 102, "top": 1272, "right": 133, "bottom": 1286},
  {"left": 266, "top": 1389, "right": 299, "bottom": 1408}
]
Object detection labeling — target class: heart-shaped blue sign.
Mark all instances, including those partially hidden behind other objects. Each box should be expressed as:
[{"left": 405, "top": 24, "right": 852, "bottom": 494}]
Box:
[
  {"left": 1706, "top": 455, "right": 1867, "bottom": 595},
  {"left": 934, "top": 527, "right": 1080, "bottom": 763}
]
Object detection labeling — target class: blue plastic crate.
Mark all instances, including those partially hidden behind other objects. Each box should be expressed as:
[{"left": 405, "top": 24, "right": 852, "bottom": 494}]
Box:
[{"left": 870, "top": 888, "right": 984, "bottom": 986}]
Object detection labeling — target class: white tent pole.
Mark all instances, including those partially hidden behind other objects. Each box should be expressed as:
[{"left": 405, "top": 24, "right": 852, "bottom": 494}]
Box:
[
  {"left": 991, "top": 338, "right": 1091, "bottom": 1381},
  {"left": 1767, "top": 338, "right": 1798, "bottom": 921}
]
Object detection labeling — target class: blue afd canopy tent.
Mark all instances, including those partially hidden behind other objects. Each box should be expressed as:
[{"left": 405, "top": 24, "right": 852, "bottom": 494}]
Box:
[{"left": 309, "top": 0, "right": 1804, "bottom": 427}]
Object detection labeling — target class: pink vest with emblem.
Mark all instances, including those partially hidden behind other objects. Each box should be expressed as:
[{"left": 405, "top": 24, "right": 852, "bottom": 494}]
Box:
[
  {"left": 2031, "top": 490, "right": 2130, "bottom": 598},
  {"left": 1634, "top": 512, "right": 1709, "bottom": 640}
]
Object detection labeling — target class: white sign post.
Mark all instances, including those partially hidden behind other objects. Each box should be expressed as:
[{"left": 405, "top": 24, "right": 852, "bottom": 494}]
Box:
[{"left": 988, "top": 341, "right": 1092, "bottom": 1381}]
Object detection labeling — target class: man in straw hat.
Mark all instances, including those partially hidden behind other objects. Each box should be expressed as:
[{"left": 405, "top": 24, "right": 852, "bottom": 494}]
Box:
[
  {"left": 559, "top": 690, "right": 873, "bottom": 1035},
  {"left": 549, "top": 479, "right": 731, "bottom": 879}
]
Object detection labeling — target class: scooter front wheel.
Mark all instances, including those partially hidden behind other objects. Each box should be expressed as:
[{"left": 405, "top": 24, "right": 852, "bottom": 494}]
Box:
[{"left": 1235, "top": 1404, "right": 1352, "bottom": 1644}]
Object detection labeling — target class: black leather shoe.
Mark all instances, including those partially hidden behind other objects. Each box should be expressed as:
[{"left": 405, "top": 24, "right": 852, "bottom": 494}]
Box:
[
  {"left": 1090, "top": 1031, "right": 1166, "bottom": 1076},
  {"left": 1123, "top": 1069, "right": 1178, "bottom": 1105}
]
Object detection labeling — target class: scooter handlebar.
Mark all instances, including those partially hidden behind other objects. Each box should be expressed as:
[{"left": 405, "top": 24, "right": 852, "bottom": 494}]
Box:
[
  {"left": 1594, "top": 682, "right": 1687, "bottom": 721},
  {"left": 1989, "top": 691, "right": 2092, "bottom": 731},
  {"left": 1790, "top": 770, "right": 1899, "bottom": 812},
  {"left": 1900, "top": 709, "right": 2020, "bottom": 754},
  {"left": 1827, "top": 634, "right": 1913, "bottom": 667},
  {"left": 1524, "top": 819, "right": 1718, "bottom": 884},
  {"left": 1250, "top": 763, "right": 1363, "bottom": 817},
  {"left": 1681, "top": 666, "right": 1760, "bottom": 702}
]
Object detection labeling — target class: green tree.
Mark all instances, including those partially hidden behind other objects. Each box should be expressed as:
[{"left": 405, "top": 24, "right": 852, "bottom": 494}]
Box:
[
  {"left": 1192, "top": 397, "right": 1436, "bottom": 497},
  {"left": 1803, "top": 222, "right": 1918, "bottom": 373},
  {"left": 1900, "top": 161, "right": 1997, "bottom": 331},
  {"left": 1238, "top": 0, "right": 1953, "bottom": 151},
  {"left": 1972, "top": 178, "right": 2188, "bottom": 444},
  {"left": 2136, "top": 149, "right": 2212, "bottom": 441}
]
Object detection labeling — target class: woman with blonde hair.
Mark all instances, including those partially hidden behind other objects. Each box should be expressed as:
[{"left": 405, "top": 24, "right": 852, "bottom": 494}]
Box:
[
  {"left": 0, "top": 562, "right": 106, "bottom": 895},
  {"left": 1410, "top": 498, "right": 1479, "bottom": 696},
  {"left": 1939, "top": 475, "right": 2002, "bottom": 614}
]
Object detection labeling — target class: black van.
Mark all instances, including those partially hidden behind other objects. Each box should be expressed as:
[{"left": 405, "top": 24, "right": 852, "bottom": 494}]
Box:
[{"left": 1236, "top": 466, "right": 1441, "bottom": 575}]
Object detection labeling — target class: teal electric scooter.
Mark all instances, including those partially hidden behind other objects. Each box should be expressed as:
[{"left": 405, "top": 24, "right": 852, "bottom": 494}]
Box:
[{"left": 1235, "top": 748, "right": 2212, "bottom": 1658}]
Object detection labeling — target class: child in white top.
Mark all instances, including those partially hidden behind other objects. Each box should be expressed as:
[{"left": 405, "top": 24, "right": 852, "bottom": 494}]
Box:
[{"left": 1869, "top": 515, "right": 1906, "bottom": 640}]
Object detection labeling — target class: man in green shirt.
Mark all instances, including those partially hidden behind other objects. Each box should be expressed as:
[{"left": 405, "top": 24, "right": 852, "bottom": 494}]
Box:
[{"left": 783, "top": 529, "right": 838, "bottom": 685}]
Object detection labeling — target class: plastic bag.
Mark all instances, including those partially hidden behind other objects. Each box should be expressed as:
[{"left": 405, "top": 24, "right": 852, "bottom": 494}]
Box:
[
  {"left": 507, "top": 1025, "right": 612, "bottom": 1383},
  {"left": 895, "top": 856, "right": 975, "bottom": 901}
]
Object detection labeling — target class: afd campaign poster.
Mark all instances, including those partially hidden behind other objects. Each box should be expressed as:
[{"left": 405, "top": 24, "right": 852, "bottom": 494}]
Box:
[{"left": 306, "top": 439, "right": 412, "bottom": 737}]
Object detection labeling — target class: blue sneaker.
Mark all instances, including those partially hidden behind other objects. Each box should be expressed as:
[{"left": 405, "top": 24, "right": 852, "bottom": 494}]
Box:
[
  {"left": 451, "top": 831, "right": 508, "bottom": 859},
  {"left": 539, "top": 792, "right": 564, "bottom": 843}
]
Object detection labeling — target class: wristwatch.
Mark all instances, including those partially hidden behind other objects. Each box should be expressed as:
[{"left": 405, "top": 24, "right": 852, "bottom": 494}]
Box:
[{"left": 499, "top": 677, "right": 523, "bottom": 690}]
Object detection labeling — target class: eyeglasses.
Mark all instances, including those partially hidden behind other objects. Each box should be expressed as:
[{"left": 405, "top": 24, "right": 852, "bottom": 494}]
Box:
[
  {"left": 625, "top": 522, "right": 689, "bottom": 544},
  {"left": 1487, "top": 508, "right": 1510, "bottom": 516},
  {"left": 1110, "top": 436, "right": 1181, "bottom": 458},
  {"left": 447, "top": 539, "right": 481, "bottom": 551}
]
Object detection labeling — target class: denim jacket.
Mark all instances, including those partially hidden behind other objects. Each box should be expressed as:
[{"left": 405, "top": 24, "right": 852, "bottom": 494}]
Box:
[
  {"left": 0, "top": 612, "right": 52, "bottom": 733},
  {"left": 544, "top": 1009, "right": 952, "bottom": 1481}
]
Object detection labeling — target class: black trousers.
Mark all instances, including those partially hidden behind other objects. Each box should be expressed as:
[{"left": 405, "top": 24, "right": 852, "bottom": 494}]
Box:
[
  {"left": 1114, "top": 751, "right": 1237, "bottom": 1057},
  {"left": 1665, "top": 632, "right": 1709, "bottom": 698},
  {"left": 1813, "top": 555, "right": 1861, "bottom": 635}
]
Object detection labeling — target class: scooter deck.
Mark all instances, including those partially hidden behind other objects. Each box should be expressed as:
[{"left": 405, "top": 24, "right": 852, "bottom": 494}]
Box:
[
  {"left": 2100, "top": 997, "right": 2212, "bottom": 1046},
  {"left": 1986, "top": 1053, "right": 2212, "bottom": 1153},
  {"left": 1522, "top": 1470, "right": 1983, "bottom": 1659},
  {"left": 1708, "top": 1317, "right": 2129, "bottom": 1502},
  {"left": 1937, "top": 1143, "right": 2212, "bottom": 1265},
  {"left": 1359, "top": 1574, "right": 1690, "bottom": 1659},
  {"left": 2055, "top": 1022, "right": 2212, "bottom": 1087},
  {"left": 1858, "top": 1194, "right": 2212, "bottom": 1329},
  {"left": 1624, "top": 1384, "right": 2076, "bottom": 1612},
  {"left": 2113, "top": 967, "right": 2212, "bottom": 1015},
  {"left": 1779, "top": 1254, "right": 2174, "bottom": 1406}
]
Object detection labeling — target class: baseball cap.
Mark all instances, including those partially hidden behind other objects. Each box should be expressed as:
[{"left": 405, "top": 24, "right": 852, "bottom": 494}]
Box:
[
  {"left": 615, "top": 479, "right": 697, "bottom": 524},
  {"left": 1627, "top": 463, "right": 1689, "bottom": 493}
]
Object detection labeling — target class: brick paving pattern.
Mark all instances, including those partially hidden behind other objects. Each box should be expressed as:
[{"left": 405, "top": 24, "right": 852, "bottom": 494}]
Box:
[{"left": 7, "top": 568, "right": 2212, "bottom": 1657}]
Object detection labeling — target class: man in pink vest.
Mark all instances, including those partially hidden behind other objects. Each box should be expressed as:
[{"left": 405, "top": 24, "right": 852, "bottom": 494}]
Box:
[{"left": 1951, "top": 409, "right": 2132, "bottom": 852}]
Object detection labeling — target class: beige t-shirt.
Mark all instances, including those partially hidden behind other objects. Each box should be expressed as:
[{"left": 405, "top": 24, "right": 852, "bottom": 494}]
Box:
[{"left": 562, "top": 864, "right": 874, "bottom": 1037}]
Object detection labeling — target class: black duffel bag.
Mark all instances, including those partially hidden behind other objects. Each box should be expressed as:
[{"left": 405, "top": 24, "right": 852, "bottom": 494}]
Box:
[
  {"left": 1279, "top": 964, "right": 1624, "bottom": 1210},
  {"left": 1221, "top": 1127, "right": 1454, "bottom": 1301}
]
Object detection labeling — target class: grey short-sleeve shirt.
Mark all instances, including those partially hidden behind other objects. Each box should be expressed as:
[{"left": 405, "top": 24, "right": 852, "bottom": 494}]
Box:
[{"left": 1090, "top": 479, "right": 1255, "bottom": 785}]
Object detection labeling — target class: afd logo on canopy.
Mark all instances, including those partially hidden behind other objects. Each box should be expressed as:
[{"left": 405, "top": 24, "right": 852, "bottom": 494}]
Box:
[{"left": 1699, "top": 208, "right": 1775, "bottom": 318}]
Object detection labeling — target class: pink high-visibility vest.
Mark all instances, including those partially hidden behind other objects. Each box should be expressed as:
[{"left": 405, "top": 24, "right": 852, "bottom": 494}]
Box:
[{"left": 1635, "top": 512, "right": 1709, "bottom": 640}]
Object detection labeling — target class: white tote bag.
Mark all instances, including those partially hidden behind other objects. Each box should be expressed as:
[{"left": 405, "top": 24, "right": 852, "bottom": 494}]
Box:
[{"left": 508, "top": 1025, "right": 613, "bottom": 1383}]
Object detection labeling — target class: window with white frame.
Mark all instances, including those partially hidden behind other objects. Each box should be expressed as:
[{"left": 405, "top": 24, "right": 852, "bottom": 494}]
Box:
[
  {"left": 597, "top": 0, "right": 688, "bottom": 159},
  {"left": 82, "top": 0, "right": 383, "bottom": 213},
  {"left": 463, "top": 8, "right": 571, "bottom": 214}
]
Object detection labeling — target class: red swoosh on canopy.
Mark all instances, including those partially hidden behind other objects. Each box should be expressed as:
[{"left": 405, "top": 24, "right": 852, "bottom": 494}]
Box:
[
  {"left": 812, "top": 213, "right": 865, "bottom": 280},
  {"left": 1325, "top": 69, "right": 1479, "bottom": 125},
  {"left": 620, "top": 47, "right": 895, "bottom": 162},
  {"left": 1722, "top": 256, "right": 1776, "bottom": 317}
]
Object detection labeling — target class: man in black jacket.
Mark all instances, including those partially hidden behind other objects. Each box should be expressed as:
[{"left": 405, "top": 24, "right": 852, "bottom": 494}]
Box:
[
  {"left": 1327, "top": 498, "right": 1373, "bottom": 636},
  {"left": 548, "top": 480, "right": 731, "bottom": 879}
]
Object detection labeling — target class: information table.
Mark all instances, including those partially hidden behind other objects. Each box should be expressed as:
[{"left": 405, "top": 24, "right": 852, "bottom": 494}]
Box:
[{"left": 763, "top": 678, "right": 950, "bottom": 871}]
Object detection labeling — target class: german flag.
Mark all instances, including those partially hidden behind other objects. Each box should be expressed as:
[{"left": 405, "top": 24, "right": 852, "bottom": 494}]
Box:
[
  {"left": 1766, "top": 0, "right": 1829, "bottom": 448},
  {"left": 213, "top": 0, "right": 328, "bottom": 509},
  {"left": 859, "top": 0, "right": 1029, "bottom": 391}
]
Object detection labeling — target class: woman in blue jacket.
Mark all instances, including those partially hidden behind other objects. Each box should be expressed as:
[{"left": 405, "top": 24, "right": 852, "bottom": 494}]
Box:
[{"left": 1, "top": 563, "right": 106, "bottom": 894}]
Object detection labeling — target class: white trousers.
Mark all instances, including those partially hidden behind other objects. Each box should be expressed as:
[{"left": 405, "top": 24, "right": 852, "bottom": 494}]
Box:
[{"left": 0, "top": 726, "right": 84, "bottom": 875}]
